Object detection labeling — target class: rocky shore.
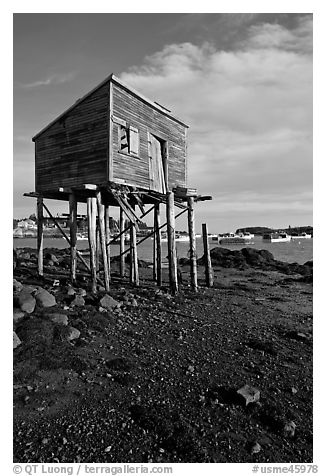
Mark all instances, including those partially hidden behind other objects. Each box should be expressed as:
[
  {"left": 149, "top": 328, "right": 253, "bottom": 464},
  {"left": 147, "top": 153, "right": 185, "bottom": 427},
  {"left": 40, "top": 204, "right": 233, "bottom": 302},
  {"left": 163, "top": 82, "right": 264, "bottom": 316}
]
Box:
[{"left": 13, "top": 247, "right": 313, "bottom": 463}]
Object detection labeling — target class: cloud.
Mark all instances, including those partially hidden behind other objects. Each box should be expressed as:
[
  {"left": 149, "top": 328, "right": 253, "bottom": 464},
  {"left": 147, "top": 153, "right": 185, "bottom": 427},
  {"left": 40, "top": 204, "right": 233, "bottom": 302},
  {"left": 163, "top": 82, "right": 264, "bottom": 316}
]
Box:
[
  {"left": 243, "top": 15, "right": 312, "bottom": 54},
  {"left": 120, "top": 16, "right": 312, "bottom": 228},
  {"left": 18, "top": 72, "right": 76, "bottom": 89}
]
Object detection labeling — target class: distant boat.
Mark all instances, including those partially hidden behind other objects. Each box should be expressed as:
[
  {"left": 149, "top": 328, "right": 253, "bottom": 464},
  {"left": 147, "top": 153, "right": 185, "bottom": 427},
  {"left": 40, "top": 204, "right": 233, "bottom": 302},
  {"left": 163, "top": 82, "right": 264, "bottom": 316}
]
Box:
[
  {"left": 290, "top": 232, "right": 312, "bottom": 240},
  {"left": 175, "top": 234, "right": 190, "bottom": 242},
  {"left": 159, "top": 233, "right": 189, "bottom": 242},
  {"left": 77, "top": 232, "right": 88, "bottom": 240},
  {"left": 242, "top": 231, "right": 255, "bottom": 239},
  {"left": 212, "top": 232, "right": 253, "bottom": 245},
  {"left": 262, "top": 232, "right": 291, "bottom": 243}
]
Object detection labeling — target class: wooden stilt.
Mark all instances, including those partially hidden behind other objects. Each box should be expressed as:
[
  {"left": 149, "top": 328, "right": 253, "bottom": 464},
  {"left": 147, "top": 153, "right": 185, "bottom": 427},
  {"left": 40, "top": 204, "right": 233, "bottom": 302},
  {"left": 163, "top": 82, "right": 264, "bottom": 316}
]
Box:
[
  {"left": 130, "top": 206, "right": 139, "bottom": 286},
  {"left": 69, "top": 193, "right": 77, "bottom": 284},
  {"left": 153, "top": 207, "right": 157, "bottom": 282},
  {"left": 187, "top": 196, "right": 198, "bottom": 292},
  {"left": 202, "top": 223, "right": 213, "bottom": 287},
  {"left": 167, "top": 191, "right": 178, "bottom": 294},
  {"left": 96, "top": 191, "right": 110, "bottom": 291},
  {"left": 96, "top": 223, "right": 100, "bottom": 272},
  {"left": 105, "top": 205, "right": 111, "bottom": 281},
  {"left": 154, "top": 203, "right": 162, "bottom": 286},
  {"left": 37, "top": 196, "right": 43, "bottom": 277},
  {"left": 87, "top": 197, "right": 97, "bottom": 293},
  {"left": 129, "top": 222, "right": 135, "bottom": 284},
  {"left": 120, "top": 208, "right": 126, "bottom": 277}
]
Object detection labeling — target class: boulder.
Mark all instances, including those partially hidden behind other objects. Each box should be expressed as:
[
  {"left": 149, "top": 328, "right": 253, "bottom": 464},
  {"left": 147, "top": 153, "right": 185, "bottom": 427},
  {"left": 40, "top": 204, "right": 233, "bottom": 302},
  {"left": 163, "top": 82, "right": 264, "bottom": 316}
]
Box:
[
  {"left": 99, "top": 294, "right": 119, "bottom": 310},
  {"left": 13, "top": 331, "right": 22, "bottom": 349},
  {"left": 19, "top": 251, "right": 30, "bottom": 260},
  {"left": 67, "top": 286, "right": 76, "bottom": 296},
  {"left": 71, "top": 295, "right": 85, "bottom": 307},
  {"left": 45, "top": 253, "right": 59, "bottom": 264},
  {"left": 13, "top": 279, "right": 24, "bottom": 293},
  {"left": 16, "top": 292, "right": 36, "bottom": 314},
  {"left": 34, "top": 288, "right": 56, "bottom": 308}
]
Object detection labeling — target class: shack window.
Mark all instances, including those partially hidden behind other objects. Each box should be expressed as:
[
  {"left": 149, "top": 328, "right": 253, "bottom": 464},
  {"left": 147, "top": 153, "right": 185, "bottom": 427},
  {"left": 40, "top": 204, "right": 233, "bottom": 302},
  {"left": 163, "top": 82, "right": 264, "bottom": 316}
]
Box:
[{"left": 118, "top": 125, "right": 139, "bottom": 157}]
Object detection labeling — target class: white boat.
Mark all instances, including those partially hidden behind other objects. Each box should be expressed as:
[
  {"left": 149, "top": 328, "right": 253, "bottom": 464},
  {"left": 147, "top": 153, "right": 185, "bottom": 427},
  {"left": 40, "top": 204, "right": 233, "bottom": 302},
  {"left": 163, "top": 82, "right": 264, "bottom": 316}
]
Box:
[
  {"left": 262, "top": 232, "right": 291, "bottom": 243},
  {"left": 160, "top": 233, "right": 189, "bottom": 242},
  {"left": 175, "top": 234, "right": 190, "bottom": 242},
  {"left": 290, "top": 232, "right": 312, "bottom": 239},
  {"left": 213, "top": 232, "right": 253, "bottom": 245},
  {"left": 77, "top": 232, "right": 88, "bottom": 240},
  {"left": 242, "top": 231, "right": 255, "bottom": 239}
]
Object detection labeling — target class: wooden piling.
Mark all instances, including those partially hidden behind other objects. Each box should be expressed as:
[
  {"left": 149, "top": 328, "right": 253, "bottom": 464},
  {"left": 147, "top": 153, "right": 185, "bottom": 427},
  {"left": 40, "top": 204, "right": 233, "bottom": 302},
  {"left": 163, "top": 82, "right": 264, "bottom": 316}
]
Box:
[
  {"left": 152, "top": 221, "right": 157, "bottom": 282},
  {"left": 202, "top": 223, "right": 213, "bottom": 287},
  {"left": 87, "top": 197, "right": 97, "bottom": 293},
  {"left": 166, "top": 191, "right": 178, "bottom": 294},
  {"left": 120, "top": 208, "right": 126, "bottom": 277},
  {"left": 154, "top": 203, "right": 162, "bottom": 286},
  {"left": 187, "top": 196, "right": 198, "bottom": 291},
  {"left": 69, "top": 193, "right": 77, "bottom": 284},
  {"left": 130, "top": 205, "right": 139, "bottom": 286},
  {"left": 37, "top": 196, "right": 43, "bottom": 277},
  {"left": 96, "top": 191, "right": 110, "bottom": 291},
  {"left": 96, "top": 223, "right": 100, "bottom": 272},
  {"left": 105, "top": 205, "right": 111, "bottom": 280}
]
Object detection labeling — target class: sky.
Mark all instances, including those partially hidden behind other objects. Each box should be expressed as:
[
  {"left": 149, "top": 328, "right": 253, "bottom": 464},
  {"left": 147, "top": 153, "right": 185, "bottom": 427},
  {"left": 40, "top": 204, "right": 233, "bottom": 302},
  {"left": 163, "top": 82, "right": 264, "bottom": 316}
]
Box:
[{"left": 13, "top": 13, "right": 313, "bottom": 232}]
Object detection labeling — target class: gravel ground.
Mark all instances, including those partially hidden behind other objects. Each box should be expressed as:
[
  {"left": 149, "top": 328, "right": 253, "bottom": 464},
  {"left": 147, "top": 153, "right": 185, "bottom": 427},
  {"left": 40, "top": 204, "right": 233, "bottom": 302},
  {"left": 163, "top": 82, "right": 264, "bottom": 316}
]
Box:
[{"left": 13, "top": 249, "right": 313, "bottom": 463}]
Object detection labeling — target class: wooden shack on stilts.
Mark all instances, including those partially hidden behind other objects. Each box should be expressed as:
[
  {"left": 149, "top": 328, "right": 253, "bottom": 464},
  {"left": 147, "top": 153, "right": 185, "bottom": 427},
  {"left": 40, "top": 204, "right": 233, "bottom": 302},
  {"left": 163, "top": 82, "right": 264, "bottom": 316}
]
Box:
[{"left": 25, "top": 74, "right": 211, "bottom": 293}]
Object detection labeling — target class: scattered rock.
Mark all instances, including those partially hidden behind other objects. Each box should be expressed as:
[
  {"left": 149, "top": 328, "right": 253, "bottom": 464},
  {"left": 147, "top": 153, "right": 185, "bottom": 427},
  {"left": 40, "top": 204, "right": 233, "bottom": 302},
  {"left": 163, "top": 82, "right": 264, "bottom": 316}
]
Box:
[
  {"left": 77, "top": 288, "right": 87, "bottom": 297},
  {"left": 13, "top": 249, "right": 18, "bottom": 269},
  {"left": 237, "top": 385, "right": 260, "bottom": 406},
  {"left": 285, "top": 331, "right": 310, "bottom": 342},
  {"left": 13, "top": 331, "right": 22, "bottom": 349},
  {"left": 16, "top": 292, "right": 36, "bottom": 314},
  {"left": 99, "top": 294, "right": 119, "bottom": 311},
  {"left": 71, "top": 295, "right": 85, "bottom": 307},
  {"left": 284, "top": 421, "right": 296, "bottom": 437},
  {"left": 67, "top": 286, "right": 76, "bottom": 296},
  {"left": 250, "top": 442, "right": 262, "bottom": 454},
  {"left": 48, "top": 313, "right": 68, "bottom": 326},
  {"left": 44, "top": 259, "right": 54, "bottom": 267},
  {"left": 64, "top": 326, "right": 81, "bottom": 341},
  {"left": 34, "top": 288, "right": 56, "bottom": 308},
  {"left": 13, "top": 309, "right": 25, "bottom": 324}
]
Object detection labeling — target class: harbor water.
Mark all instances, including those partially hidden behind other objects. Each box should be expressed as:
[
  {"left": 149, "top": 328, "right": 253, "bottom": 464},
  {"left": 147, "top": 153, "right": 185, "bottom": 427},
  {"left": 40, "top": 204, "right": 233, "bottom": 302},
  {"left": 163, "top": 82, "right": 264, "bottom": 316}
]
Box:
[{"left": 13, "top": 235, "right": 313, "bottom": 265}]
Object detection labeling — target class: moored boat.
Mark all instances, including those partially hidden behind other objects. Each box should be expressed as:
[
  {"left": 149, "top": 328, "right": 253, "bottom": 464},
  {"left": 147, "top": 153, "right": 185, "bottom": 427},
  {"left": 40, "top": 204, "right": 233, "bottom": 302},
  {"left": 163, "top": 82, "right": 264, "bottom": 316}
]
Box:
[
  {"left": 213, "top": 232, "right": 253, "bottom": 245},
  {"left": 262, "top": 232, "right": 291, "bottom": 243},
  {"left": 290, "top": 232, "right": 312, "bottom": 239}
]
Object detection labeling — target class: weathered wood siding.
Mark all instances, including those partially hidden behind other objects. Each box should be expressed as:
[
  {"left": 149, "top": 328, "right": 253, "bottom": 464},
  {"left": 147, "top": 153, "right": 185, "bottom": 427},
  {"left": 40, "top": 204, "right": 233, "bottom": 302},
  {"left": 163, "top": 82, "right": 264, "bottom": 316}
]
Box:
[
  {"left": 111, "top": 82, "right": 187, "bottom": 190},
  {"left": 34, "top": 83, "right": 109, "bottom": 192}
]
